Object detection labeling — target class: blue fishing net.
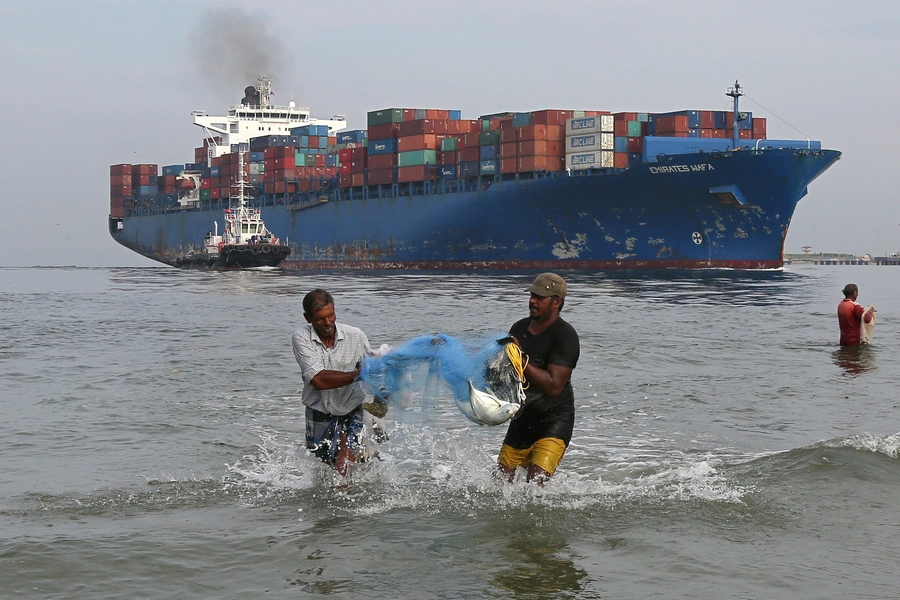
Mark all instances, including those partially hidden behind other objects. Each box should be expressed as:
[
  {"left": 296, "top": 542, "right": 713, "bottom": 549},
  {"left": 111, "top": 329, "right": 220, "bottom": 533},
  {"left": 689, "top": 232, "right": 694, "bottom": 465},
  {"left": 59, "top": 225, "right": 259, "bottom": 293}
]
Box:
[{"left": 359, "top": 333, "right": 520, "bottom": 423}]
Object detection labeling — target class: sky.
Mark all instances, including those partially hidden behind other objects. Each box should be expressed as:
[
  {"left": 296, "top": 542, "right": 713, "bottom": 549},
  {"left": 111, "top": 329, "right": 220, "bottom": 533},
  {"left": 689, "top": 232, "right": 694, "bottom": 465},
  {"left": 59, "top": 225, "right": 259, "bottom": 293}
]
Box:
[{"left": 2, "top": 0, "right": 898, "bottom": 266}]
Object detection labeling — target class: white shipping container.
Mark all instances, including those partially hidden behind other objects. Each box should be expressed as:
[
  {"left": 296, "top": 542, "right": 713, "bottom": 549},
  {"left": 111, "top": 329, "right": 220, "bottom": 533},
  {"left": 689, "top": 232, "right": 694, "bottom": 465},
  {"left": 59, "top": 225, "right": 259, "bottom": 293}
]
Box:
[
  {"left": 566, "top": 132, "right": 614, "bottom": 152},
  {"left": 565, "top": 150, "right": 614, "bottom": 170},
  {"left": 565, "top": 114, "right": 614, "bottom": 136}
]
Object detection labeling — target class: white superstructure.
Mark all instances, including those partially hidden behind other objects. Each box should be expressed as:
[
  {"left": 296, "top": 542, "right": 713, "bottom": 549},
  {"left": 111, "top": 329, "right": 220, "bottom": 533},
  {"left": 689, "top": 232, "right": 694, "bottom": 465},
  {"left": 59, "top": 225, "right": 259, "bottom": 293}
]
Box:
[{"left": 192, "top": 77, "right": 347, "bottom": 161}]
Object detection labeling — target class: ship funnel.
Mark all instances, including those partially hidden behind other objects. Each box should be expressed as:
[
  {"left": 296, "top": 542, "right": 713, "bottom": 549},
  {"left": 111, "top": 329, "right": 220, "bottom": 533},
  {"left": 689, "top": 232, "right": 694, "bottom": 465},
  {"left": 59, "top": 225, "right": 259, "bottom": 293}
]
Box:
[{"left": 241, "top": 85, "right": 260, "bottom": 107}]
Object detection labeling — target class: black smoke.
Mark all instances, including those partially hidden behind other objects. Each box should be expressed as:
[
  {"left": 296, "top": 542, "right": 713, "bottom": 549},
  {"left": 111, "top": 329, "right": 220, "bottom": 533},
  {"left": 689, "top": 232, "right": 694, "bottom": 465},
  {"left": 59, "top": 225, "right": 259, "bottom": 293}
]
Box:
[{"left": 191, "top": 7, "right": 287, "bottom": 100}]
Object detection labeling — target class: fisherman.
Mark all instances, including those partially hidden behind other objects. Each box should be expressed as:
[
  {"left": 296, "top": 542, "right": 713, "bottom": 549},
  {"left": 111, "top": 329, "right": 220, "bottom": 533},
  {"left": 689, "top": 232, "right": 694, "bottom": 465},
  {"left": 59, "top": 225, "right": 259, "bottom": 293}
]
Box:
[
  {"left": 497, "top": 273, "right": 580, "bottom": 484},
  {"left": 292, "top": 289, "right": 386, "bottom": 479},
  {"left": 837, "top": 283, "right": 875, "bottom": 346}
]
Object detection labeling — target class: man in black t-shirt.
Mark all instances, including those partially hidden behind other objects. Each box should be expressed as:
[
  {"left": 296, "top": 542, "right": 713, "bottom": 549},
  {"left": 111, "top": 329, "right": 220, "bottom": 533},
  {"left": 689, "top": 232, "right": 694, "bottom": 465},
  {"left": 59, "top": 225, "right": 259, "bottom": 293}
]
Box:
[{"left": 497, "top": 273, "right": 580, "bottom": 484}]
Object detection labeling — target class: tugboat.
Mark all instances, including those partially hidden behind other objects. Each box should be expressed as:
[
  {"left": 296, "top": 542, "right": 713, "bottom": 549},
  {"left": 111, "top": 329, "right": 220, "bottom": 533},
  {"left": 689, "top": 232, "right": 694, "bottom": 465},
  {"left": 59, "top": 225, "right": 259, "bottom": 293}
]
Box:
[{"left": 176, "top": 152, "right": 291, "bottom": 269}]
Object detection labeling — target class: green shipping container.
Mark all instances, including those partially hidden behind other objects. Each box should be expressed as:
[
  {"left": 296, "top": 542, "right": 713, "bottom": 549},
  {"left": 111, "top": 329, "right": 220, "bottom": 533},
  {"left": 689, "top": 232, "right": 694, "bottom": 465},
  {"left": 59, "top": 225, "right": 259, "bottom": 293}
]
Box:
[
  {"left": 367, "top": 108, "right": 405, "bottom": 127},
  {"left": 441, "top": 137, "right": 457, "bottom": 151},
  {"left": 398, "top": 149, "right": 437, "bottom": 167},
  {"left": 627, "top": 121, "right": 643, "bottom": 137},
  {"left": 479, "top": 130, "right": 501, "bottom": 146},
  {"left": 200, "top": 188, "right": 211, "bottom": 201}
]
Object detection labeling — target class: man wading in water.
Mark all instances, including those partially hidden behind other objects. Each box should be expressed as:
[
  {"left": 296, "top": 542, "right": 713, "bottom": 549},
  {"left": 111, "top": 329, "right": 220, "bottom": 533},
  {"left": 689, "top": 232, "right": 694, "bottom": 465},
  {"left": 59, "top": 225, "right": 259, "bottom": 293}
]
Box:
[
  {"left": 292, "top": 289, "right": 386, "bottom": 481},
  {"left": 497, "top": 273, "right": 580, "bottom": 485}
]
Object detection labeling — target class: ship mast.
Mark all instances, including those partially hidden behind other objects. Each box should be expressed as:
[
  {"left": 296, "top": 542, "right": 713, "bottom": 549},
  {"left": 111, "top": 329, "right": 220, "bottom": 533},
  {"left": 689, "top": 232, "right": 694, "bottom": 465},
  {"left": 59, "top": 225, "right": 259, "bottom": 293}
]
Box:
[{"left": 726, "top": 80, "right": 743, "bottom": 148}]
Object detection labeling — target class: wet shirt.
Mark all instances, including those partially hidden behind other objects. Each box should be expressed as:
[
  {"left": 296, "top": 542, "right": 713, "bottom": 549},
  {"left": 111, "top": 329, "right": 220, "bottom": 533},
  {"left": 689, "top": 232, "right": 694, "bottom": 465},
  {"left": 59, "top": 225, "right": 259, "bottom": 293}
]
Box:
[
  {"left": 838, "top": 299, "right": 865, "bottom": 346},
  {"left": 503, "top": 317, "right": 580, "bottom": 448},
  {"left": 292, "top": 322, "right": 372, "bottom": 416}
]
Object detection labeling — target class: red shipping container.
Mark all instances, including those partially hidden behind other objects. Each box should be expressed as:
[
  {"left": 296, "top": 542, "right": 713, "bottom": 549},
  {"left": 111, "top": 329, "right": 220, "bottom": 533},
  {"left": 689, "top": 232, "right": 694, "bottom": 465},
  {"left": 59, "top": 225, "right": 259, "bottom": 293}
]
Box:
[
  {"left": 700, "top": 111, "right": 715, "bottom": 129},
  {"left": 398, "top": 119, "right": 450, "bottom": 136},
  {"left": 460, "top": 132, "right": 481, "bottom": 147},
  {"left": 367, "top": 123, "right": 400, "bottom": 140},
  {"left": 700, "top": 129, "right": 714, "bottom": 138},
  {"left": 627, "top": 137, "right": 643, "bottom": 153},
  {"left": 517, "top": 124, "right": 547, "bottom": 141},
  {"left": 298, "top": 179, "right": 310, "bottom": 192},
  {"left": 531, "top": 110, "right": 567, "bottom": 126},
  {"left": 655, "top": 115, "right": 689, "bottom": 133},
  {"left": 315, "top": 155, "right": 326, "bottom": 167},
  {"left": 368, "top": 168, "right": 395, "bottom": 186},
  {"left": 518, "top": 140, "right": 549, "bottom": 156},
  {"left": 327, "top": 136, "right": 337, "bottom": 146},
  {"left": 339, "top": 173, "right": 352, "bottom": 188},
  {"left": 339, "top": 163, "right": 352, "bottom": 175},
  {"left": 712, "top": 129, "right": 727, "bottom": 138},
  {"left": 613, "top": 112, "right": 636, "bottom": 122},
  {"left": 739, "top": 130, "right": 751, "bottom": 139},
  {"left": 426, "top": 109, "right": 450, "bottom": 120},
  {"left": 351, "top": 173, "right": 366, "bottom": 187},
  {"left": 500, "top": 142, "right": 518, "bottom": 158},
  {"left": 517, "top": 155, "right": 550, "bottom": 172},
  {"left": 499, "top": 118, "right": 516, "bottom": 130},
  {"left": 368, "top": 153, "right": 398, "bottom": 170},
  {"left": 500, "top": 157, "right": 518, "bottom": 174},
  {"left": 273, "top": 156, "right": 295, "bottom": 169},
  {"left": 439, "top": 151, "right": 458, "bottom": 166},
  {"left": 263, "top": 182, "right": 275, "bottom": 195},
  {"left": 110, "top": 174, "right": 132, "bottom": 187},
  {"left": 752, "top": 118, "right": 767, "bottom": 138},
  {"left": 110, "top": 205, "right": 124, "bottom": 218},
  {"left": 210, "top": 187, "right": 221, "bottom": 199},
  {"left": 339, "top": 148, "right": 354, "bottom": 163},
  {"left": 397, "top": 134, "right": 439, "bottom": 152},
  {"left": 110, "top": 184, "right": 130, "bottom": 197},
  {"left": 264, "top": 147, "right": 277, "bottom": 159},
  {"left": 307, "top": 136, "right": 318, "bottom": 148},
  {"left": 274, "top": 181, "right": 286, "bottom": 194},
  {"left": 398, "top": 165, "right": 429, "bottom": 183},
  {"left": 351, "top": 147, "right": 367, "bottom": 161},
  {"left": 403, "top": 109, "right": 416, "bottom": 121},
  {"left": 500, "top": 127, "right": 518, "bottom": 143},
  {"left": 460, "top": 147, "right": 480, "bottom": 162},
  {"left": 110, "top": 164, "right": 131, "bottom": 176},
  {"left": 614, "top": 152, "right": 629, "bottom": 169}
]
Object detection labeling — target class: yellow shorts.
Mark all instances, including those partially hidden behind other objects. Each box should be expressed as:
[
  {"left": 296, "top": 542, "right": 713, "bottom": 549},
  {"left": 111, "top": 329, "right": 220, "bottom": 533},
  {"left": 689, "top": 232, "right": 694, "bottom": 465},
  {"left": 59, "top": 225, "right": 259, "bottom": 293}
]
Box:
[{"left": 498, "top": 438, "right": 567, "bottom": 475}]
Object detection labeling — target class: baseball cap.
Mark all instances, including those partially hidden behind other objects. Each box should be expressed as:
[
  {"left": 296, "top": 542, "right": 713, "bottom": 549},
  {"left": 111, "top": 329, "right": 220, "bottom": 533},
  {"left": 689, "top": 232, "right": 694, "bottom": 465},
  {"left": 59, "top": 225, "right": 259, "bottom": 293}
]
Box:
[{"left": 526, "top": 273, "right": 567, "bottom": 298}]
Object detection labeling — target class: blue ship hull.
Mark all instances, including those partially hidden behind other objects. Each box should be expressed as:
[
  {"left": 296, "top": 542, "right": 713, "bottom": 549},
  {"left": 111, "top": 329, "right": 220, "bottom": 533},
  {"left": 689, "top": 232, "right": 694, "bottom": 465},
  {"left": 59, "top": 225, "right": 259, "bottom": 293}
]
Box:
[{"left": 110, "top": 147, "right": 840, "bottom": 270}]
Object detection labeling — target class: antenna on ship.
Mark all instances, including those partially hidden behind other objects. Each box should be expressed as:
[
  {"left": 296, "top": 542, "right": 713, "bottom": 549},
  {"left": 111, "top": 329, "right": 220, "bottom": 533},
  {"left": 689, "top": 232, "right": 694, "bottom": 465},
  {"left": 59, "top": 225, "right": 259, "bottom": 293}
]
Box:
[{"left": 726, "top": 80, "right": 743, "bottom": 148}]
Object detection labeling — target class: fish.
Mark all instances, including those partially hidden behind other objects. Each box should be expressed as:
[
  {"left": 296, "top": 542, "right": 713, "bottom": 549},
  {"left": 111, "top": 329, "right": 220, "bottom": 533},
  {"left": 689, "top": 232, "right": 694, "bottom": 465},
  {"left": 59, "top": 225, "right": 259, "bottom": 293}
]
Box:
[{"left": 467, "top": 381, "right": 520, "bottom": 426}]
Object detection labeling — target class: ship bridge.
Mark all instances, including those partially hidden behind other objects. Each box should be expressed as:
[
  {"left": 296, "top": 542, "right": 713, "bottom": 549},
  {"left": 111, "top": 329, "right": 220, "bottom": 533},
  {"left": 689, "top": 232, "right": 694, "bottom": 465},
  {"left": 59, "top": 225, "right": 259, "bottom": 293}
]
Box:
[{"left": 192, "top": 77, "right": 346, "bottom": 159}]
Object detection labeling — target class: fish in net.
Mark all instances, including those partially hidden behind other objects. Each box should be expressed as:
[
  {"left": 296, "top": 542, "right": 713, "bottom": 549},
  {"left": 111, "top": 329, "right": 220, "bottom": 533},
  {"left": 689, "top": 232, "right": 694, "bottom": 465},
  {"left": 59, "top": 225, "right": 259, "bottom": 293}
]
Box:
[{"left": 359, "top": 333, "right": 524, "bottom": 425}]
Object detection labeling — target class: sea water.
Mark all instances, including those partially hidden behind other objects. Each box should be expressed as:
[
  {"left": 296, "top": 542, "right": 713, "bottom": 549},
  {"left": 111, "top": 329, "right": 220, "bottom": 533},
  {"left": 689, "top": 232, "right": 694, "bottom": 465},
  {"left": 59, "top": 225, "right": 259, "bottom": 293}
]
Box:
[{"left": 1, "top": 265, "right": 899, "bottom": 599}]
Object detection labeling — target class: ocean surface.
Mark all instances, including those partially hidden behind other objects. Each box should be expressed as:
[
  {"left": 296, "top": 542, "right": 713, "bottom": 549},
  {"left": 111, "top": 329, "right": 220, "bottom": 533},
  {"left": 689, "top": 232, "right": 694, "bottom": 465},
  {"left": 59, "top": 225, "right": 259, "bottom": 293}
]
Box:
[{"left": 2, "top": 264, "right": 899, "bottom": 599}]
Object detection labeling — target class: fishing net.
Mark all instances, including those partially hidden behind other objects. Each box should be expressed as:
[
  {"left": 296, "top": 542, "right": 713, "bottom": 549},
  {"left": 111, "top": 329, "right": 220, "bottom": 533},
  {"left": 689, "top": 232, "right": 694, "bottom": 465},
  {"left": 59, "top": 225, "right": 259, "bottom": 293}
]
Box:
[{"left": 359, "top": 333, "right": 522, "bottom": 424}]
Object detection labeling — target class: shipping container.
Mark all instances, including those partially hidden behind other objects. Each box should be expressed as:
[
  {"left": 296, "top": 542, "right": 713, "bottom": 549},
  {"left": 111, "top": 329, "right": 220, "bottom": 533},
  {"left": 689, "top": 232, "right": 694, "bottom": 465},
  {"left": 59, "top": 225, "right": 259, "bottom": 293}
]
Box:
[
  {"left": 368, "top": 138, "right": 398, "bottom": 155},
  {"left": 566, "top": 132, "right": 614, "bottom": 152},
  {"left": 397, "top": 149, "right": 437, "bottom": 167},
  {"left": 368, "top": 153, "right": 397, "bottom": 170},
  {"left": 367, "top": 168, "right": 395, "bottom": 186},
  {"left": 367, "top": 108, "right": 406, "bottom": 127},
  {"left": 398, "top": 165, "right": 432, "bottom": 183},
  {"left": 565, "top": 150, "right": 614, "bottom": 170},
  {"left": 565, "top": 114, "right": 614, "bottom": 136}
]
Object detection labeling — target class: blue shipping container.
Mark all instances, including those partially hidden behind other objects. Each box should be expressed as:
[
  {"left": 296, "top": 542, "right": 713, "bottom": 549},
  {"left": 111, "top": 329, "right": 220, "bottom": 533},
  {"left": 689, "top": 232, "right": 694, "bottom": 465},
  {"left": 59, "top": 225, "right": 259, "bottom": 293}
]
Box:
[
  {"left": 440, "top": 165, "right": 457, "bottom": 179},
  {"left": 479, "top": 145, "right": 499, "bottom": 160},
  {"left": 480, "top": 159, "right": 498, "bottom": 175},
  {"left": 368, "top": 139, "right": 398, "bottom": 155},
  {"left": 161, "top": 165, "right": 184, "bottom": 176},
  {"left": 336, "top": 130, "right": 366, "bottom": 144},
  {"left": 460, "top": 160, "right": 479, "bottom": 178}
]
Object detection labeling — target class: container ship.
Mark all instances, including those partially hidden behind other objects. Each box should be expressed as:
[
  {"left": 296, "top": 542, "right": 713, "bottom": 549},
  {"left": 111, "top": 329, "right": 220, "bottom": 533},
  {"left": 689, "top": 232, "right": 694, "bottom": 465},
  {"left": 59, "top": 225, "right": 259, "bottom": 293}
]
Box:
[{"left": 108, "top": 79, "right": 840, "bottom": 270}]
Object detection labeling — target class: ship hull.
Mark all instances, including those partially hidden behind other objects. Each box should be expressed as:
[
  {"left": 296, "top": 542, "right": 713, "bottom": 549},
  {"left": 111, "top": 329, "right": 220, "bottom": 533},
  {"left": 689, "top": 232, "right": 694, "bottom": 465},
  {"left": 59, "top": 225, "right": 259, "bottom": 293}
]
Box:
[{"left": 110, "top": 148, "right": 840, "bottom": 270}]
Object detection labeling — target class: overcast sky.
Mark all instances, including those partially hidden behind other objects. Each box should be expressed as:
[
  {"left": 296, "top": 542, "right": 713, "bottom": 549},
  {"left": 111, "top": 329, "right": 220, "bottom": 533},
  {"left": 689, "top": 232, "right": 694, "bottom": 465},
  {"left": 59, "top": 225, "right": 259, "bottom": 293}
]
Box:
[{"left": 2, "top": 0, "right": 898, "bottom": 266}]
